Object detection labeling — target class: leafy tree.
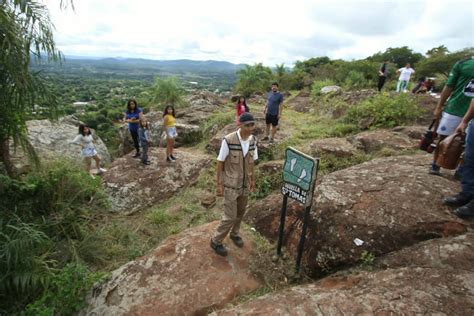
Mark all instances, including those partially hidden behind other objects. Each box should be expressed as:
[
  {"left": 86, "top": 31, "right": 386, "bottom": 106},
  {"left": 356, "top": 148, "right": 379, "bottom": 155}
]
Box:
[
  {"left": 417, "top": 47, "right": 473, "bottom": 77},
  {"left": 426, "top": 45, "right": 449, "bottom": 57},
  {"left": 235, "top": 63, "right": 273, "bottom": 97},
  {"left": 0, "top": 0, "right": 66, "bottom": 176},
  {"left": 368, "top": 46, "right": 424, "bottom": 68},
  {"left": 152, "top": 76, "right": 186, "bottom": 108}
]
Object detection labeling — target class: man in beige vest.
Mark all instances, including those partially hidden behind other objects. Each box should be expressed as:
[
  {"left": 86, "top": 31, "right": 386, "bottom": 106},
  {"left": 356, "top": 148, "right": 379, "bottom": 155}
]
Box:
[{"left": 211, "top": 113, "right": 258, "bottom": 256}]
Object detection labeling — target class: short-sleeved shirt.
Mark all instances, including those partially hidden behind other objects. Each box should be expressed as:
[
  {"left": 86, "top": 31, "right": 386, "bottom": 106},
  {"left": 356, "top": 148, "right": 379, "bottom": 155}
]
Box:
[
  {"left": 398, "top": 67, "right": 415, "bottom": 81},
  {"left": 217, "top": 130, "right": 258, "bottom": 162},
  {"left": 443, "top": 58, "right": 474, "bottom": 117},
  {"left": 163, "top": 114, "right": 176, "bottom": 127},
  {"left": 267, "top": 91, "right": 284, "bottom": 116},
  {"left": 125, "top": 107, "right": 142, "bottom": 131}
]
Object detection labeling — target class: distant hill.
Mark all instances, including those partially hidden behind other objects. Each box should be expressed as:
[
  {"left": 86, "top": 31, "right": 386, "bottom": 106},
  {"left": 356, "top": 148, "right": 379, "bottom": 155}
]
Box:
[{"left": 31, "top": 56, "right": 246, "bottom": 91}]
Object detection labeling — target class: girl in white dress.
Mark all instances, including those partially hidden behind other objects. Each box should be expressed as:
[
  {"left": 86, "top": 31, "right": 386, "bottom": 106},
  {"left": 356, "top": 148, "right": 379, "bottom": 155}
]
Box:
[{"left": 71, "top": 124, "right": 106, "bottom": 174}]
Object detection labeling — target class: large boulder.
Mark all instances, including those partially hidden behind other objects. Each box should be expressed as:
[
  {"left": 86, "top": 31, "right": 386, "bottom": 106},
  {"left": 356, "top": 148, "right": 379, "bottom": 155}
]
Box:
[
  {"left": 214, "top": 236, "right": 474, "bottom": 314},
  {"left": 347, "top": 129, "right": 418, "bottom": 153},
  {"left": 392, "top": 125, "right": 427, "bottom": 140},
  {"left": 286, "top": 90, "right": 312, "bottom": 113},
  {"left": 103, "top": 148, "right": 211, "bottom": 214},
  {"left": 244, "top": 154, "right": 467, "bottom": 276},
  {"left": 320, "top": 85, "right": 342, "bottom": 95},
  {"left": 307, "top": 137, "right": 358, "bottom": 158},
  {"left": 80, "top": 222, "right": 262, "bottom": 316},
  {"left": 10, "top": 116, "right": 110, "bottom": 173}
]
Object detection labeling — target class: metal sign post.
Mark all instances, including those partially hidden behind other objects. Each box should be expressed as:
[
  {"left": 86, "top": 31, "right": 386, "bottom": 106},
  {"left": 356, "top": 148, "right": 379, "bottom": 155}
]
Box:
[{"left": 276, "top": 147, "right": 319, "bottom": 275}]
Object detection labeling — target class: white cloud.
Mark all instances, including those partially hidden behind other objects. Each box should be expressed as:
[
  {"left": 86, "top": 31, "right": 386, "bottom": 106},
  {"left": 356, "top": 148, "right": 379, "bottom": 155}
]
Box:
[{"left": 43, "top": 0, "right": 474, "bottom": 65}]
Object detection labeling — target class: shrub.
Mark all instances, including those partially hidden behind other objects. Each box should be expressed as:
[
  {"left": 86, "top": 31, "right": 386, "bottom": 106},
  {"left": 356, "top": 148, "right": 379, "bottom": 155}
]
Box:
[
  {"left": 24, "top": 263, "right": 106, "bottom": 316},
  {"left": 344, "top": 93, "right": 422, "bottom": 128},
  {"left": 344, "top": 71, "right": 368, "bottom": 89}
]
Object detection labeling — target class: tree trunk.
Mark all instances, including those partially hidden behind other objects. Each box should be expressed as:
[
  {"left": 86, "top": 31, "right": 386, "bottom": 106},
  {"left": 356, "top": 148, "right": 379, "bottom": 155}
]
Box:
[{"left": 0, "top": 137, "right": 15, "bottom": 177}]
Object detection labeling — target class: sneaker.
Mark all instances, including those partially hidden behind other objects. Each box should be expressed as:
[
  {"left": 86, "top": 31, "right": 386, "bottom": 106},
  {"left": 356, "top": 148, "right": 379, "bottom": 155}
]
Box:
[
  {"left": 210, "top": 239, "right": 228, "bottom": 256},
  {"left": 133, "top": 152, "right": 141, "bottom": 158},
  {"left": 230, "top": 235, "right": 244, "bottom": 248},
  {"left": 428, "top": 167, "right": 441, "bottom": 176},
  {"left": 166, "top": 156, "right": 176, "bottom": 163},
  {"left": 269, "top": 138, "right": 274, "bottom": 144},
  {"left": 262, "top": 136, "right": 269, "bottom": 141},
  {"left": 454, "top": 200, "right": 474, "bottom": 219},
  {"left": 142, "top": 160, "right": 151, "bottom": 165},
  {"left": 170, "top": 154, "right": 176, "bottom": 161},
  {"left": 98, "top": 167, "right": 107, "bottom": 174},
  {"left": 443, "top": 192, "right": 473, "bottom": 207}
]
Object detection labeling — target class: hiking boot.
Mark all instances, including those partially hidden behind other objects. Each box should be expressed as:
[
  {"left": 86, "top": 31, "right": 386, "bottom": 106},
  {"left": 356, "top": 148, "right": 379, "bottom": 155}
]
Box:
[
  {"left": 133, "top": 152, "right": 141, "bottom": 158},
  {"left": 230, "top": 235, "right": 244, "bottom": 248},
  {"left": 142, "top": 160, "right": 151, "bottom": 165},
  {"left": 210, "top": 239, "right": 228, "bottom": 256},
  {"left": 443, "top": 192, "right": 474, "bottom": 207},
  {"left": 428, "top": 167, "right": 441, "bottom": 176},
  {"left": 269, "top": 139, "right": 274, "bottom": 144},
  {"left": 454, "top": 200, "right": 474, "bottom": 219}
]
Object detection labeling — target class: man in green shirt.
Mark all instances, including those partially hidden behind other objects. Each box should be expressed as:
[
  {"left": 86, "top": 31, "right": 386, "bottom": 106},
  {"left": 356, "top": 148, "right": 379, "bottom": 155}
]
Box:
[{"left": 430, "top": 57, "right": 474, "bottom": 176}]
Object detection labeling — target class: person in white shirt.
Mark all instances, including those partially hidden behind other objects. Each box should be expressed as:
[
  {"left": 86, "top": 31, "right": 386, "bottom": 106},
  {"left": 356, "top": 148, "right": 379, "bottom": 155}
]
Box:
[
  {"left": 210, "top": 113, "right": 258, "bottom": 256},
  {"left": 396, "top": 63, "right": 416, "bottom": 92},
  {"left": 70, "top": 124, "right": 106, "bottom": 174}
]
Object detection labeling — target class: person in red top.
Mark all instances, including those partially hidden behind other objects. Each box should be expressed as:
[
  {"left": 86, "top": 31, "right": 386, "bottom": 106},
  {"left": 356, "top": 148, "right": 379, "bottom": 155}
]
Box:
[{"left": 235, "top": 96, "right": 249, "bottom": 125}]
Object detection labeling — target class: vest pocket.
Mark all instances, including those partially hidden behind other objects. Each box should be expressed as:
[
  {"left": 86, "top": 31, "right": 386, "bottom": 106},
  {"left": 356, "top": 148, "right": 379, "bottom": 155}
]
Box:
[{"left": 230, "top": 154, "right": 240, "bottom": 164}]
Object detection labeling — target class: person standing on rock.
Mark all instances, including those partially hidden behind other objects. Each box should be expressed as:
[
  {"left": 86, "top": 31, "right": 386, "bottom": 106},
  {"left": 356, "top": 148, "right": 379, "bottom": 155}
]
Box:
[
  {"left": 163, "top": 105, "right": 178, "bottom": 163},
  {"left": 211, "top": 113, "right": 257, "bottom": 256},
  {"left": 263, "top": 82, "right": 284, "bottom": 144},
  {"left": 139, "top": 119, "right": 152, "bottom": 165},
  {"left": 124, "top": 99, "right": 143, "bottom": 158},
  {"left": 443, "top": 81, "right": 474, "bottom": 218},
  {"left": 377, "top": 59, "right": 389, "bottom": 92},
  {"left": 70, "top": 124, "right": 106, "bottom": 175},
  {"left": 235, "top": 96, "right": 249, "bottom": 125},
  {"left": 430, "top": 57, "right": 474, "bottom": 177},
  {"left": 396, "top": 63, "right": 415, "bottom": 92}
]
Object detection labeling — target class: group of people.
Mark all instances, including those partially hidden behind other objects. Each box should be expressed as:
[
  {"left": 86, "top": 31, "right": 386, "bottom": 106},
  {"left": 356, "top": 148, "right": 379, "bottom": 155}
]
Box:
[
  {"left": 71, "top": 99, "right": 179, "bottom": 175},
  {"left": 377, "top": 60, "right": 418, "bottom": 93}
]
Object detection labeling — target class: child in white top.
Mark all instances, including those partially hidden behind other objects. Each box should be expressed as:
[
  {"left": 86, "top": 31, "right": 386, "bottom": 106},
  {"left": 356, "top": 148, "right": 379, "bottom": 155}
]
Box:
[{"left": 71, "top": 124, "right": 105, "bottom": 174}]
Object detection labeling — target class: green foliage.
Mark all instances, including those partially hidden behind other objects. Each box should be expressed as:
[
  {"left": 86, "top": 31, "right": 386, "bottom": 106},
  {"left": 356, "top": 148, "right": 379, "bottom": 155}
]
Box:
[
  {"left": 152, "top": 76, "right": 186, "bottom": 107},
  {"left": 344, "top": 71, "right": 368, "bottom": 89},
  {"left": 24, "top": 263, "right": 106, "bottom": 316},
  {"left": 318, "top": 152, "right": 373, "bottom": 175},
  {"left": 0, "top": 0, "right": 65, "bottom": 176},
  {"left": 345, "top": 93, "right": 422, "bottom": 128},
  {"left": 360, "top": 250, "right": 375, "bottom": 270},
  {"left": 368, "top": 46, "right": 424, "bottom": 68},
  {"left": 200, "top": 109, "right": 234, "bottom": 140},
  {"left": 0, "top": 220, "right": 54, "bottom": 298},
  {"left": 251, "top": 169, "right": 282, "bottom": 199},
  {"left": 417, "top": 47, "right": 473, "bottom": 77},
  {"left": 235, "top": 63, "right": 273, "bottom": 97}
]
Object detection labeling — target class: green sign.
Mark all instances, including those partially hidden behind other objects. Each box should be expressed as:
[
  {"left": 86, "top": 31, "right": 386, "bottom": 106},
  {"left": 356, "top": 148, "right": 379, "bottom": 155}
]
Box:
[{"left": 282, "top": 147, "right": 318, "bottom": 205}]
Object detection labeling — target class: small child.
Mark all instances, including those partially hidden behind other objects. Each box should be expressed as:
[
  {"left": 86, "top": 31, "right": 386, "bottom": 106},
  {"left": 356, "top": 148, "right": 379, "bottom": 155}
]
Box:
[
  {"left": 70, "top": 124, "right": 106, "bottom": 174},
  {"left": 163, "top": 105, "right": 178, "bottom": 163},
  {"left": 138, "top": 119, "right": 152, "bottom": 165}
]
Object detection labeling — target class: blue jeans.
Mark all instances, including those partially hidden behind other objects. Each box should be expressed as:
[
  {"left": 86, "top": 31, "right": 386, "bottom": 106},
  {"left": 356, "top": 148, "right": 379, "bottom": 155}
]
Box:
[
  {"left": 462, "top": 120, "right": 474, "bottom": 195},
  {"left": 396, "top": 80, "right": 408, "bottom": 92}
]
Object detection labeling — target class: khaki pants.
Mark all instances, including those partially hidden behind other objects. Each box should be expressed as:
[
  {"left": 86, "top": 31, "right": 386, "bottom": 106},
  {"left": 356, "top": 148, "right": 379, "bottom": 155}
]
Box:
[{"left": 212, "top": 187, "right": 248, "bottom": 244}]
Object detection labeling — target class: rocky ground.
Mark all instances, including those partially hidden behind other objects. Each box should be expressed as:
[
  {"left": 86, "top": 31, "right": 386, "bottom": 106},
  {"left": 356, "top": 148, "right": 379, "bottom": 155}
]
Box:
[{"left": 20, "top": 89, "right": 472, "bottom": 315}]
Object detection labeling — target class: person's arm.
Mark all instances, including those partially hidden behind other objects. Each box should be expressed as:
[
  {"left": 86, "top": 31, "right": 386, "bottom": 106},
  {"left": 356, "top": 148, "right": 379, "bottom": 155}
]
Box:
[
  {"left": 216, "top": 161, "right": 225, "bottom": 196},
  {"left": 455, "top": 99, "right": 474, "bottom": 134},
  {"left": 248, "top": 144, "right": 258, "bottom": 192},
  {"left": 216, "top": 139, "right": 229, "bottom": 196},
  {"left": 433, "top": 86, "right": 454, "bottom": 118}
]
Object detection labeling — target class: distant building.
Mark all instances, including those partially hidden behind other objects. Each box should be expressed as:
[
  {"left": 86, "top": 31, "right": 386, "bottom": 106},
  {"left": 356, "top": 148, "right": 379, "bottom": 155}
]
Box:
[
  {"left": 73, "top": 101, "right": 90, "bottom": 107},
  {"left": 189, "top": 81, "right": 198, "bottom": 85}
]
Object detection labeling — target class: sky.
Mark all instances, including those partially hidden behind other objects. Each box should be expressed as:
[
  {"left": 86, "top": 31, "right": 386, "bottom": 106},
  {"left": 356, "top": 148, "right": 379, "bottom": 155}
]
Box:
[{"left": 44, "top": 0, "right": 474, "bottom": 66}]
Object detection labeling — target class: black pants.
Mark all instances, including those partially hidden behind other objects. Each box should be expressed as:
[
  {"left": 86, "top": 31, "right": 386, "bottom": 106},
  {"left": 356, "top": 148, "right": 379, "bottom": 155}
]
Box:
[
  {"left": 130, "top": 129, "right": 140, "bottom": 153},
  {"left": 377, "top": 76, "right": 386, "bottom": 91}
]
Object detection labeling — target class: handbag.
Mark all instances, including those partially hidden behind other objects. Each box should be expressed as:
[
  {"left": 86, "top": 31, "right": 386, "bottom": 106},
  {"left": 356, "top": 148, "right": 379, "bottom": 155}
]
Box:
[
  {"left": 435, "top": 132, "right": 465, "bottom": 170},
  {"left": 419, "top": 119, "right": 437, "bottom": 153}
]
